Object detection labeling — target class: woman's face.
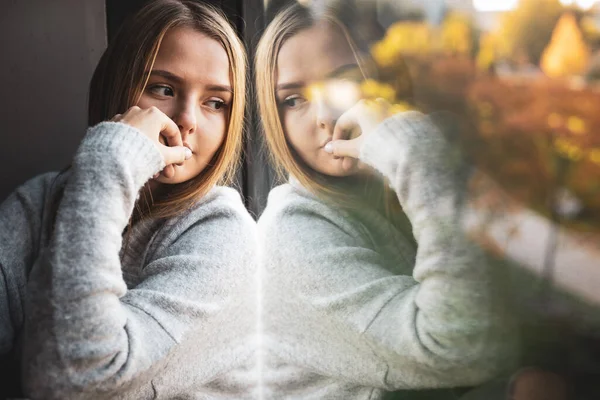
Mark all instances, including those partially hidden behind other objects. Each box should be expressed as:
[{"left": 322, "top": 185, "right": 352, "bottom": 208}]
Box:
[
  {"left": 138, "top": 26, "right": 232, "bottom": 184},
  {"left": 276, "top": 21, "right": 364, "bottom": 177}
]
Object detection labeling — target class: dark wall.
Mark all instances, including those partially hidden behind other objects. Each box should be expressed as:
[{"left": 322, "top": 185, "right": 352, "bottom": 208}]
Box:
[
  {"left": 0, "top": 0, "right": 107, "bottom": 202},
  {"left": 0, "top": 1, "right": 106, "bottom": 394}
]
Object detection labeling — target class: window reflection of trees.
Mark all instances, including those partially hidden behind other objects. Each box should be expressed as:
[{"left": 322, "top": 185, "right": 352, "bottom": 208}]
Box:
[
  {"left": 372, "top": 0, "right": 600, "bottom": 239},
  {"left": 352, "top": 0, "right": 600, "bottom": 396}
]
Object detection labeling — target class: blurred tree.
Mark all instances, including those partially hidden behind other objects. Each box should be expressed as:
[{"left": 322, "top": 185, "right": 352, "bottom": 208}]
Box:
[
  {"left": 541, "top": 13, "right": 591, "bottom": 78},
  {"left": 496, "top": 0, "right": 564, "bottom": 65},
  {"left": 440, "top": 12, "right": 476, "bottom": 56},
  {"left": 586, "top": 50, "right": 600, "bottom": 81},
  {"left": 580, "top": 15, "right": 600, "bottom": 49},
  {"left": 371, "top": 21, "right": 435, "bottom": 66},
  {"left": 476, "top": 32, "right": 497, "bottom": 72}
]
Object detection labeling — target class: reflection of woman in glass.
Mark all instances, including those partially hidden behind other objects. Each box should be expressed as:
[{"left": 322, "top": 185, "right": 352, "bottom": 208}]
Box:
[
  {"left": 0, "top": 1, "right": 256, "bottom": 398},
  {"left": 256, "top": 3, "right": 517, "bottom": 398}
]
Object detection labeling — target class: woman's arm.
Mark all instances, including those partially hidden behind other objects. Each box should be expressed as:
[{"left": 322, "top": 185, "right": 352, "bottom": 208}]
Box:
[
  {"left": 0, "top": 172, "right": 57, "bottom": 357},
  {"left": 21, "top": 121, "right": 257, "bottom": 399},
  {"left": 358, "top": 110, "right": 518, "bottom": 386},
  {"left": 263, "top": 109, "right": 518, "bottom": 390}
]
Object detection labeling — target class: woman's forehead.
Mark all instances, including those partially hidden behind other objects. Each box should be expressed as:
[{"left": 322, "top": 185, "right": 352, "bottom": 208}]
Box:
[
  {"left": 153, "top": 26, "right": 231, "bottom": 86},
  {"left": 276, "top": 21, "right": 357, "bottom": 85}
]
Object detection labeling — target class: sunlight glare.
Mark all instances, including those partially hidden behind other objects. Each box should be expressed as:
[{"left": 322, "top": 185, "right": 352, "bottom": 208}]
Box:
[
  {"left": 473, "top": 0, "right": 518, "bottom": 12},
  {"left": 560, "top": 0, "right": 598, "bottom": 8}
]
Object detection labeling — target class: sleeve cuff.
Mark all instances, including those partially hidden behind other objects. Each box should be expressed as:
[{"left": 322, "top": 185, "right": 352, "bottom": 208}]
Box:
[{"left": 74, "top": 121, "right": 165, "bottom": 189}]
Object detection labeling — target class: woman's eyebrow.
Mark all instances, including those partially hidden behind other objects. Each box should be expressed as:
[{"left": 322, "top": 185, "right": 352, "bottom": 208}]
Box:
[
  {"left": 148, "top": 70, "right": 233, "bottom": 93},
  {"left": 148, "top": 69, "right": 183, "bottom": 83},
  {"left": 276, "top": 82, "right": 306, "bottom": 92},
  {"left": 206, "top": 84, "right": 233, "bottom": 94},
  {"left": 276, "top": 64, "right": 362, "bottom": 92},
  {"left": 326, "top": 63, "right": 361, "bottom": 79}
]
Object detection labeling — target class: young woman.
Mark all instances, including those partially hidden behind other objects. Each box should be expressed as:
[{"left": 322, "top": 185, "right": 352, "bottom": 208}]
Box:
[
  {"left": 256, "top": 3, "right": 518, "bottom": 398},
  {"left": 0, "top": 1, "right": 257, "bottom": 398}
]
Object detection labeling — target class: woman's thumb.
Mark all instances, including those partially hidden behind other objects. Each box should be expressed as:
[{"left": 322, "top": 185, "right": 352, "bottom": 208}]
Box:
[
  {"left": 162, "top": 145, "right": 192, "bottom": 166},
  {"left": 324, "top": 139, "right": 359, "bottom": 159}
]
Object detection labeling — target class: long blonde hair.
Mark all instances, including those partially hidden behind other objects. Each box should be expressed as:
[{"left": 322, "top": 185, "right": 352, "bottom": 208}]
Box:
[
  {"left": 256, "top": 2, "right": 400, "bottom": 217},
  {"left": 88, "top": 0, "right": 247, "bottom": 220}
]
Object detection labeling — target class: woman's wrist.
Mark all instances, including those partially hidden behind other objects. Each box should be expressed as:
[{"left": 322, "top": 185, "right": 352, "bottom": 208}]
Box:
[{"left": 73, "top": 121, "right": 165, "bottom": 189}]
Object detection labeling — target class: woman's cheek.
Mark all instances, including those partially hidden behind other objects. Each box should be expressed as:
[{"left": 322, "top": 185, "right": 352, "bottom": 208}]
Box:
[
  {"left": 286, "top": 108, "right": 310, "bottom": 131},
  {"left": 137, "top": 92, "right": 159, "bottom": 108},
  {"left": 207, "top": 119, "right": 228, "bottom": 151}
]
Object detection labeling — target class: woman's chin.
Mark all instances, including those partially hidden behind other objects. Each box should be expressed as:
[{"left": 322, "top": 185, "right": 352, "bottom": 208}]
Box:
[
  {"left": 315, "top": 160, "right": 358, "bottom": 177},
  {"left": 153, "top": 164, "right": 207, "bottom": 185},
  {"left": 152, "top": 169, "right": 186, "bottom": 185},
  {"left": 314, "top": 158, "right": 376, "bottom": 178}
]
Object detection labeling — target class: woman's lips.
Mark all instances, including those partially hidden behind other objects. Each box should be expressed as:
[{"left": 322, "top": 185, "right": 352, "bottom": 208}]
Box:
[
  {"left": 320, "top": 138, "right": 340, "bottom": 159},
  {"left": 169, "top": 141, "right": 192, "bottom": 169},
  {"left": 182, "top": 141, "right": 193, "bottom": 153},
  {"left": 320, "top": 138, "right": 332, "bottom": 148}
]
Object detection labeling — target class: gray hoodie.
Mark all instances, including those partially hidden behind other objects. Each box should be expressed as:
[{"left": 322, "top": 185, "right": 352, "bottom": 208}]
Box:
[
  {"left": 0, "top": 122, "right": 259, "bottom": 399},
  {"left": 258, "top": 112, "right": 518, "bottom": 399}
]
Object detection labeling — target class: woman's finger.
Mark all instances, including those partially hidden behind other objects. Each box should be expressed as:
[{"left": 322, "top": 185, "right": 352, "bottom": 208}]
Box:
[
  {"left": 151, "top": 108, "right": 182, "bottom": 148},
  {"left": 159, "top": 135, "right": 167, "bottom": 146},
  {"left": 342, "top": 156, "right": 358, "bottom": 172},
  {"left": 160, "top": 144, "right": 192, "bottom": 167},
  {"left": 332, "top": 106, "right": 359, "bottom": 142},
  {"left": 325, "top": 137, "right": 361, "bottom": 159},
  {"left": 162, "top": 164, "right": 175, "bottom": 179}
]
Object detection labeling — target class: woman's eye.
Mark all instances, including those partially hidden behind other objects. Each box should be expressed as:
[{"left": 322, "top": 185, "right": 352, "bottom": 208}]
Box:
[
  {"left": 206, "top": 99, "right": 227, "bottom": 111},
  {"left": 283, "top": 96, "right": 306, "bottom": 108},
  {"left": 148, "top": 85, "right": 174, "bottom": 97}
]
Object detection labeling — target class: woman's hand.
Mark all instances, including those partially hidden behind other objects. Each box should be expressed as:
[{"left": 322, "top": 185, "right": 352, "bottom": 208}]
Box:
[
  {"left": 111, "top": 106, "right": 192, "bottom": 179},
  {"left": 325, "top": 98, "right": 391, "bottom": 158},
  {"left": 325, "top": 98, "right": 391, "bottom": 173}
]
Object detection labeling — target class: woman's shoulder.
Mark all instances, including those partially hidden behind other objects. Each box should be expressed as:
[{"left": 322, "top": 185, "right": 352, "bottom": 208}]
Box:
[
  {"left": 0, "top": 171, "right": 67, "bottom": 265},
  {"left": 258, "top": 183, "right": 361, "bottom": 244},
  {"left": 4, "top": 171, "right": 66, "bottom": 212},
  {"left": 156, "top": 185, "right": 256, "bottom": 245},
  {"left": 13, "top": 171, "right": 63, "bottom": 196},
  {"left": 260, "top": 183, "right": 334, "bottom": 222},
  {"left": 191, "top": 185, "right": 254, "bottom": 223}
]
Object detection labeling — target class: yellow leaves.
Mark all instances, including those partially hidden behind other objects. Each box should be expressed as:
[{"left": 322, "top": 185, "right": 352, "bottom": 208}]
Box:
[
  {"left": 495, "top": 0, "right": 563, "bottom": 64},
  {"left": 389, "top": 102, "right": 412, "bottom": 114},
  {"left": 360, "top": 79, "right": 396, "bottom": 102},
  {"left": 553, "top": 137, "right": 600, "bottom": 165},
  {"left": 371, "top": 11, "right": 474, "bottom": 67},
  {"left": 476, "top": 33, "right": 497, "bottom": 71},
  {"left": 566, "top": 116, "right": 587, "bottom": 135},
  {"left": 371, "top": 22, "right": 434, "bottom": 67},
  {"left": 371, "top": 41, "right": 397, "bottom": 68},
  {"left": 372, "top": 12, "right": 475, "bottom": 66},
  {"left": 441, "top": 12, "right": 474, "bottom": 56},
  {"left": 590, "top": 149, "right": 600, "bottom": 166},
  {"left": 554, "top": 137, "right": 584, "bottom": 161},
  {"left": 541, "top": 13, "right": 591, "bottom": 78},
  {"left": 359, "top": 79, "right": 412, "bottom": 113},
  {"left": 547, "top": 113, "right": 587, "bottom": 134}
]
